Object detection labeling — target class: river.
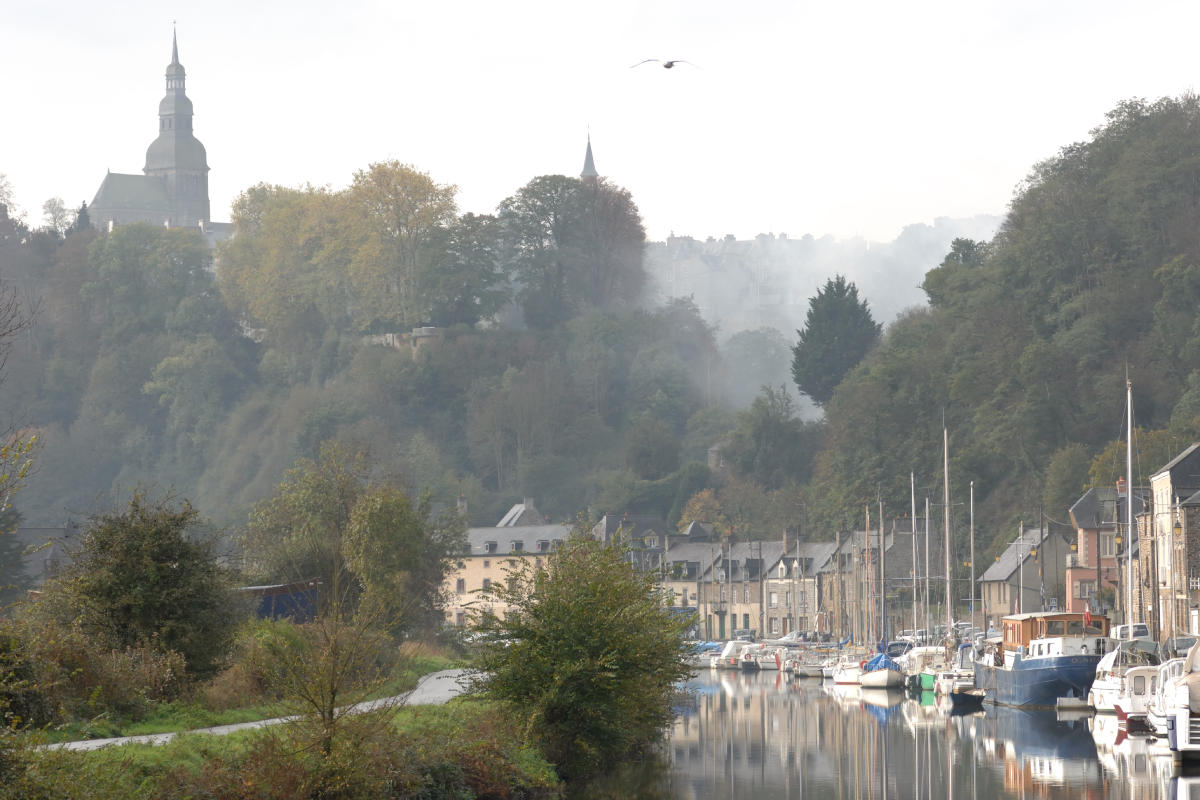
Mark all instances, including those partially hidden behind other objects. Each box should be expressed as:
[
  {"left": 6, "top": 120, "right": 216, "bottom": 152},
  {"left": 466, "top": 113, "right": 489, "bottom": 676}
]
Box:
[{"left": 634, "top": 668, "right": 1193, "bottom": 799}]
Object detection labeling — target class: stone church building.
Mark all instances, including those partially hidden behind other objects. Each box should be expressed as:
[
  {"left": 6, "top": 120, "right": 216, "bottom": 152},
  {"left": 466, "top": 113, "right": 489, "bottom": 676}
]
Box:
[{"left": 90, "top": 32, "right": 229, "bottom": 240}]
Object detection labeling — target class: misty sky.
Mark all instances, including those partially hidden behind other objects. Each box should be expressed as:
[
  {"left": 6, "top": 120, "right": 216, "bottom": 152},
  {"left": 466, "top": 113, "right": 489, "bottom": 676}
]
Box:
[{"left": 6, "top": 1, "right": 1200, "bottom": 243}]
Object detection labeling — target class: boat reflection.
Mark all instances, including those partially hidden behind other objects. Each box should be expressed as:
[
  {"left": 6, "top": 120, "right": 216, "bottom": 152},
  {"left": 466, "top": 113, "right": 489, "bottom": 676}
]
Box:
[{"left": 666, "top": 669, "right": 1193, "bottom": 799}]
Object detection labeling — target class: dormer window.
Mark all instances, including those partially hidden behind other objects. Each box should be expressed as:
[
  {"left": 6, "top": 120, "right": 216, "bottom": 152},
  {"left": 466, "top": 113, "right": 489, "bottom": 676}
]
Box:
[
  {"left": 511, "top": 540, "right": 524, "bottom": 553},
  {"left": 537, "top": 540, "right": 550, "bottom": 552},
  {"left": 485, "top": 541, "right": 497, "bottom": 554}
]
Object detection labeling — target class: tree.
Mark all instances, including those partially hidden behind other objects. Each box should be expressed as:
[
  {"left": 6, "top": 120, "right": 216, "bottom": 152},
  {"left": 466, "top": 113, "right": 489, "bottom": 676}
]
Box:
[
  {"left": 348, "top": 161, "right": 458, "bottom": 328},
  {"left": 47, "top": 493, "right": 236, "bottom": 676},
  {"left": 471, "top": 530, "right": 691, "bottom": 780},
  {"left": 791, "top": 275, "right": 881, "bottom": 405},
  {"left": 498, "top": 175, "right": 647, "bottom": 328},
  {"left": 418, "top": 212, "right": 509, "bottom": 326},
  {"left": 721, "top": 385, "right": 820, "bottom": 490},
  {"left": 40, "top": 198, "right": 72, "bottom": 238},
  {"left": 244, "top": 441, "right": 465, "bottom": 632}
]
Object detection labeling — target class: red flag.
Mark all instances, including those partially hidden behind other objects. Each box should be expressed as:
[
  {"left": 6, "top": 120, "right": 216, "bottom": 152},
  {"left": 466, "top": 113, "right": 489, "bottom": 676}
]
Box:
[{"left": 1084, "top": 607, "right": 1092, "bottom": 627}]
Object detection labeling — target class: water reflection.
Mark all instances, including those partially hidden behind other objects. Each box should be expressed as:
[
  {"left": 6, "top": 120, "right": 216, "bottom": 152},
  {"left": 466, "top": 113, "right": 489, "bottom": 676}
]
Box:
[{"left": 663, "top": 669, "right": 1187, "bottom": 800}]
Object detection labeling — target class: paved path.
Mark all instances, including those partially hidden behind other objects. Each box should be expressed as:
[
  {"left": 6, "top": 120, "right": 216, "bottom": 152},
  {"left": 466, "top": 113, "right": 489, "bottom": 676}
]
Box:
[{"left": 46, "top": 668, "right": 473, "bottom": 752}]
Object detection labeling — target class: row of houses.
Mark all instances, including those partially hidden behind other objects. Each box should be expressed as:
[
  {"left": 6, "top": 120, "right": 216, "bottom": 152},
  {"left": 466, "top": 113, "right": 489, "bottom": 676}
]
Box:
[{"left": 441, "top": 441, "right": 1200, "bottom": 642}]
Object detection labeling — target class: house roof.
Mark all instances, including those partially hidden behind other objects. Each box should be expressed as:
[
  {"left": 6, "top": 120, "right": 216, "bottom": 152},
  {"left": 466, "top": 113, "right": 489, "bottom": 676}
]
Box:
[
  {"left": 1069, "top": 486, "right": 1149, "bottom": 530},
  {"left": 663, "top": 541, "right": 721, "bottom": 570},
  {"left": 463, "top": 524, "right": 571, "bottom": 556},
  {"left": 979, "top": 526, "right": 1055, "bottom": 582},
  {"left": 1152, "top": 442, "right": 1200, "bottom": 481},
  {"left": 496, "top": 499, "right": 545, "bottom": 527},
  {"left": 591, "top": 513, "right": 668, "bottom": 543}
]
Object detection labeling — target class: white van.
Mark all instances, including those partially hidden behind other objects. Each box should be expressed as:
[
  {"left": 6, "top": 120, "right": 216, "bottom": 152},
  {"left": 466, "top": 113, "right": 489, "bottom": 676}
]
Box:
[{"left": 1111, "top": 623, "right": 1152, "bottom": 641}]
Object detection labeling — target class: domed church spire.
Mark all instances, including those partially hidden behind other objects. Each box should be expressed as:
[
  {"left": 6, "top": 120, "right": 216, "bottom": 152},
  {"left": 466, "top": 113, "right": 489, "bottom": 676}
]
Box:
[{"left": 144, "top": 28, "right": 209, "bottom": 226}]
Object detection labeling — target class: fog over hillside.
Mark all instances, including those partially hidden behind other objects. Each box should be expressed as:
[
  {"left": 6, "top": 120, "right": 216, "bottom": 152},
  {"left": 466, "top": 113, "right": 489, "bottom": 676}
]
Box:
[{"left": 645, "top": 214, "right": 1002, "bottom": 336}]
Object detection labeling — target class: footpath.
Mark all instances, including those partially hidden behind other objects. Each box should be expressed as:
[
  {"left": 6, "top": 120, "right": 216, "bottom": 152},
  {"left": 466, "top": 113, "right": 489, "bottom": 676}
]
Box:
[{"left": 46, "top": 668, "right": 472, "bottom": 752}]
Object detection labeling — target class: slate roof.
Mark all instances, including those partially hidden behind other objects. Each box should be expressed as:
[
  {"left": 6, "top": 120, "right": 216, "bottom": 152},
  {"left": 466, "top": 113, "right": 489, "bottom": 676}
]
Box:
[
  {"left": 979, "top": 526, "right": 1052, "bottom": 582},
  {"left": 496, "top": 500, "right": 545, "bottom": 527},
  {"left": 462, "top": 524, "right": 570, "bottom": 557},
  {"left": 91, "top": 172, "right": 169, "bottom": 213},
  {"left": 1069, "top": 487, "right": 1148, "bottom": 530}
]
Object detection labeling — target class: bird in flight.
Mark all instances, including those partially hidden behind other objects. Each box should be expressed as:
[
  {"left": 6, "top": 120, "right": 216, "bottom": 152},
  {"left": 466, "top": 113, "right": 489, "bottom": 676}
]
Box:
[{"left": 631, "top": 59, "right": 695, "bottom": 69}]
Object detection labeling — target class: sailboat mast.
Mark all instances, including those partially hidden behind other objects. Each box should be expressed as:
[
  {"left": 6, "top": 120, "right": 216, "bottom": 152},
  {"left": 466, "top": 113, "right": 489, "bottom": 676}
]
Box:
[
  {"left": 944, "top": 427, "right": 952, "bottom": 634},
  {"left": 924, "top": 497, "right": 931, "bottom": 639},
  {"left": 1126, "top": 377, "right": 1134, "bottom": 623},
  {"left": 911, "top": 473, "right": 917, "bottom": 634},
  {"left": 970, "top": 480, "right": 976, "bottom": 634},
  {"left": 879, "top": 498, "right": 886, "bottom": 645}
]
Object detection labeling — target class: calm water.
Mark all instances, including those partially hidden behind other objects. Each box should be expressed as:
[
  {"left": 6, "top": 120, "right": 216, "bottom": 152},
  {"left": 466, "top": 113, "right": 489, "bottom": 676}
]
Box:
[{"left": 650, "top": 668, "right": 1195, "bottom": 800}]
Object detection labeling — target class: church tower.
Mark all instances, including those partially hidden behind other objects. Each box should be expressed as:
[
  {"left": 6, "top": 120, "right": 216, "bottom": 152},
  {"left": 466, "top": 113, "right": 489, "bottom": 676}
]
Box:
[
  {"left": 580, "top": 135, "right": 598, "bottom": 183},
  {"left": 143, "top": 30, "right": 210, "bottom": 227}
]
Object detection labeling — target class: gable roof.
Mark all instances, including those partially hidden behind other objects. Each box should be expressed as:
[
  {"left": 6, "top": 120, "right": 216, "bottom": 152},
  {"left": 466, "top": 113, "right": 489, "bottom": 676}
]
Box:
[
  {"left": 91, "top": 172, "right": 169, "bottom": 212},
  {"left": 1069, "top": 486, "right": 1149, "bottom": 530},
  {"left": 979, "top": 526, "right": 1055, "bottom": 582}
]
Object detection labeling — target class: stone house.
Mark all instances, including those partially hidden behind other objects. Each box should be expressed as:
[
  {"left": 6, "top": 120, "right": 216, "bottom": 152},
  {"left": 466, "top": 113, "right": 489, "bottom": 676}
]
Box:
[
  {"left": 441, "top": 499, "right": 569, "bottom": 626},
  {"left": 1139, "top": 443, "right": 1200, "bottom": 638}
]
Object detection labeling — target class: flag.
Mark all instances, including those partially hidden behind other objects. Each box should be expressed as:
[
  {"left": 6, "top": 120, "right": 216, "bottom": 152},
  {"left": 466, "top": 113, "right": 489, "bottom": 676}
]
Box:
[{"left": 1084, "top": 606, "right": 1092, "bottom": 627}]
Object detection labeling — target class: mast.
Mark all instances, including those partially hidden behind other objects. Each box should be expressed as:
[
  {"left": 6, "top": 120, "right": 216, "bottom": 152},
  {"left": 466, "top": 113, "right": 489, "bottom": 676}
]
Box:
[
  {"left": 865, "top": 504, "right": 873, "bottom": 645},
  {"left": 1126, "top": 376, "right": 1134, "bottom": 623},
  {"left": 924, "top": 497, "right": 931, "bottom": 639},
  {"left": 970, "top": 481, "right": 976, "bottom": 634},
  {"left": 943, "top": 427, "right": 952, "bottom": 635},
  {"left": 879, "top": 498, "right": 886, "bottom": 645},
  {"left": 911, "top": 473, "right": 917, "bottom": 634}
]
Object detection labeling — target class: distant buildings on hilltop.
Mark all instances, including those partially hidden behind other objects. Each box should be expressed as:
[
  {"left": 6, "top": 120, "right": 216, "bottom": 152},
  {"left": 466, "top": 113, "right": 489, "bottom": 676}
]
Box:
[{"left": 89, "top": 30, "right": 232, "bottom": 245}]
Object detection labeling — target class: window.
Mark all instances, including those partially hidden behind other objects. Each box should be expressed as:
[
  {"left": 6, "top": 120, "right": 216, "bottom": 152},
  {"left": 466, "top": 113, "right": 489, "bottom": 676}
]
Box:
[
  {"left": 483, "top": 560, "right": 490, "bottom": 569},
  {"left": 1101, "top": 534, "right": 1115, "bottom": 558},
  {"left": 769, "top": 618, "right": 779, "bottom": 634},
  {"left": 482, "top": 578, "right": 492, "bottom": 590},
  {"left": 769, "top": 592, "right": 778, "bottom": 608},
  {"left": 456, "top": 578, "right": 465, "bottom": 594},
  {"left": 456, "top": 612, "right": 465, "bottom": 626},
  {"left": 485, "top": 541, "right": 497, "bottom": 553},
  {"left": 537, "top": 540, "right": 550, "bottom": 552},
  {"left": 535, "top": 557, "right": 543, "bottom": 569},
  {"left": 681, "top": 588, "right": 688, "bottom": 605},
  {"left": 721, "top": 587, "right": 726, "bottom": 602},
  {"left": 1076, "top": 580, "right": 1096, "bottom": 600},
  {"left": 743, "top": 613, "right": 750, "bottom": 630},
  {"left": 743, "top": 587, "right": 750, "bottom": 603},
  {"left": 511, "top": 540, "right": 524, "bottom": 552}
]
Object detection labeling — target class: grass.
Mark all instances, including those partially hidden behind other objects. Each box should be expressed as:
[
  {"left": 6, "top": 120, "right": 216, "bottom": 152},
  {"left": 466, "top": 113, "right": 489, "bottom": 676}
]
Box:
[
  {"left": 35, "top": 641, "right": 463, "bottom": 744},
  {"left": 5, "top": 699, "right": 560, "bottom": 800}
]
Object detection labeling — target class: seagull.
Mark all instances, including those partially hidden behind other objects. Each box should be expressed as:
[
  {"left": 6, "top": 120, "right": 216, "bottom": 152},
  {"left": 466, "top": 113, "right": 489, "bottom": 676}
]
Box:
[{"left": 630, "top": 59, "right": 695, "bottom": 69}]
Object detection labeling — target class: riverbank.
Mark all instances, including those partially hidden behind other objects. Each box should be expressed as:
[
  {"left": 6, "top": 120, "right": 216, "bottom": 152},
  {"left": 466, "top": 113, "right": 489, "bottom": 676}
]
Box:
[
  {"left": 5, "top": 693, "right": 562, "bottom": 799},
  {"left": 44, "top": 668, "right": 473, "bottom": 752}
]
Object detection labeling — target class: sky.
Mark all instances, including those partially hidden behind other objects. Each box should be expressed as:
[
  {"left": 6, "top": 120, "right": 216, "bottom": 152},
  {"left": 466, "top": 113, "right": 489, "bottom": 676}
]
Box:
[{"left": 5, "top": 1, "right": 1200, "bottom": 243}]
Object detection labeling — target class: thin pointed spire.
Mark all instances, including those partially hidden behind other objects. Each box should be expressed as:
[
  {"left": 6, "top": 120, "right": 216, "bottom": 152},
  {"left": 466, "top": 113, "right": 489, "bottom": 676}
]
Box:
[
  {"left": 580, "top": 135, "right": 598, "bottom": 180},
  {"left": 172, "top": 26, "right": 179, "bottom": 64}
]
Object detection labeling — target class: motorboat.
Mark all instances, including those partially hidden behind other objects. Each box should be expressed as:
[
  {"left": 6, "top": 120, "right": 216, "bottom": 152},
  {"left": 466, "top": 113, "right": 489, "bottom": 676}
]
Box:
[{"left": 1089, "top": 637, "right": 1160, "bottom": 714}]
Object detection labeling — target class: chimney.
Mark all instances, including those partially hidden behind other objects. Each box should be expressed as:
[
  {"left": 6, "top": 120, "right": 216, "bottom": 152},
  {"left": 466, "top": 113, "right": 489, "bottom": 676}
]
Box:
[
  {"left": 457, "top": 493, "right": 468, "bottom": 518},
  {"left": 1116, "top": 477, "right": 1127, "bottom": 496}
]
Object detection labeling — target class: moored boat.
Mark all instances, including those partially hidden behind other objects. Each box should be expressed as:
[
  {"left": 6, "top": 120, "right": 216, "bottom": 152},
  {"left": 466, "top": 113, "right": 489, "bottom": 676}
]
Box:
[
  {"left": 859, "top": 651, "right": 904, "bottom": 688},
  {"left": 973, "top": 611, "right": 1111, "bottom": 707}
]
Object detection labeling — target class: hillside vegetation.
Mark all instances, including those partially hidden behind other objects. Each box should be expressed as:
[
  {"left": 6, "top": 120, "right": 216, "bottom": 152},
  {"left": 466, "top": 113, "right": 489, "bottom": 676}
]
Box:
[{"left": 2, "top": 96, "right": 1200, "bottom": 576}]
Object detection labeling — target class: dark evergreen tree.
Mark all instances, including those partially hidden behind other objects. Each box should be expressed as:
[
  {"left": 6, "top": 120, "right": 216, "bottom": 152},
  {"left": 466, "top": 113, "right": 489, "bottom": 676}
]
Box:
[{"left": 791, "top": 275, "right": 881, "bottom": 405}]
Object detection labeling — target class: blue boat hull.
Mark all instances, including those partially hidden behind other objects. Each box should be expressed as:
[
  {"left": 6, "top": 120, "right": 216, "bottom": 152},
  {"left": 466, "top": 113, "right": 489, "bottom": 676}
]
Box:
[{"left": 974, "top": 654, "right": 1102, "bottom": 707}]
